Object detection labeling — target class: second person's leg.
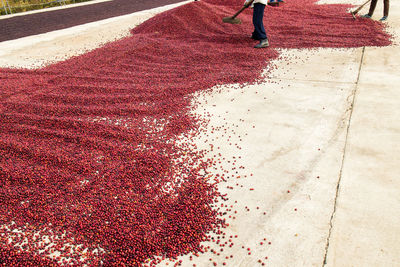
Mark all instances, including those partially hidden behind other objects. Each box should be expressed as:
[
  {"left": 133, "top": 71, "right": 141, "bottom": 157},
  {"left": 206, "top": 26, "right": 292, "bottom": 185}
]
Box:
[
  {"left": 367, "top": 0, "right": 378, "bottom": 16},
  {"left": 383, "top": 0, "right": 389, "bottom": 17}
]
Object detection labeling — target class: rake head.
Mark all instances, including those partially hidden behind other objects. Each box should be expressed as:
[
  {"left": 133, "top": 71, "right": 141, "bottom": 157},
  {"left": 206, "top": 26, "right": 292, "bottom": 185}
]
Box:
[{"left": 222, "top": 16, "right": 242, "bottom": 24}]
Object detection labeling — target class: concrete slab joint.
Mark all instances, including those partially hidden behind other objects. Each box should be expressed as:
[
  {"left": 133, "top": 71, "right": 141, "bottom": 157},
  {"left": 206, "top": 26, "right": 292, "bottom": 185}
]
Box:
[{"left": 323, "top": 46, "right": 366, "bottom": 267}]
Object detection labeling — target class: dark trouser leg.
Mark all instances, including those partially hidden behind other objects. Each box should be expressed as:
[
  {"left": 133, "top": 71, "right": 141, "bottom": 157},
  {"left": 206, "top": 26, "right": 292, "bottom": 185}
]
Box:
[
  {"left": 368, "top": 0, "right": 378, "bottom": 16},
  {"left": 252, "top": 3, "right": 267, "bottom": 40},
  {"left": 383, "top": 0, "right": 389, "bottom": 17}
]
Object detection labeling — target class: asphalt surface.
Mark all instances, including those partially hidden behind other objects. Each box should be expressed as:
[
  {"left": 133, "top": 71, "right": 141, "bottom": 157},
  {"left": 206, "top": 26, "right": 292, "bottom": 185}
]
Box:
[{"left": 0, "top": 0, "right": 188, "bottom": 42}]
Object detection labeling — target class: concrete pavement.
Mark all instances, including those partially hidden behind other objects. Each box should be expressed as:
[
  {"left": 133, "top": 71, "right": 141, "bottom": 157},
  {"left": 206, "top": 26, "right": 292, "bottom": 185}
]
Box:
[{"left": 324, "top": 6, "right": 400, "bottom": 266}]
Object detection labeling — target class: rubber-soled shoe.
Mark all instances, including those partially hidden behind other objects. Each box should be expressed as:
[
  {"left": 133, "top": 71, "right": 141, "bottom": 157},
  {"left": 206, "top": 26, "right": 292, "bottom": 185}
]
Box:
[
  {"left": 268, "top": 0, "right": 280, "bottom": 6},
  {"left": 379, "top": 16, "right": 387, "bottom": 21},
  {"left": 254, "top": 39, "right": 269, "bottom": 48},
  {"left": 361, "top": 14, "right": 371, "bottom": 18}
]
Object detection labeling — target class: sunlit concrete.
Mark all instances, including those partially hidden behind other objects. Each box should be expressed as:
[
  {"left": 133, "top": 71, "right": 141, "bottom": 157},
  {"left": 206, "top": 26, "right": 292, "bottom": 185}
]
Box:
[
  {"left": 323, "top": 0, "right": 400, "bottom": 266},
  {"left": 187, "top": 60, "right": 358, "bottom": 266},
  {"left": 1, "top": 0, "right": 399, "bottom": 266},
  {"left": 323, "top": 2, "right": 400, "bottom": 264}
]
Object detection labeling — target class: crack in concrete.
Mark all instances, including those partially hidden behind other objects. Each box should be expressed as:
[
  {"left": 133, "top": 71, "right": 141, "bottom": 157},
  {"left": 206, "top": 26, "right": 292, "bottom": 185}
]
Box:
[{"left": 322, "top": 46, "right": 366, "bottom": 266}]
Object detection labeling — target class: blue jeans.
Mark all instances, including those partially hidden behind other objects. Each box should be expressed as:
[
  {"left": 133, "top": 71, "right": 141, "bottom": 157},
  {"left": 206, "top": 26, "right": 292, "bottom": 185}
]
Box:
[{"left": 252, "top": 3, "right": 267, "bottom": 40}]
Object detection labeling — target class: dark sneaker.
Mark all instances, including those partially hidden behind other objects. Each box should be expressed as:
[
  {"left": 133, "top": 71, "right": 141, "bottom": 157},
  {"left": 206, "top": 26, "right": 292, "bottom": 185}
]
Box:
[
  {"left": 268, "top": 0, "right": 279, "bottom": 6},
  {"left": 379, "top": 16, "right": 387, "bottom": 21},
  {"left": 254, "top": 39, "right": 269, "bottom": 48},
  {"left": 362, "top": 14, "right": 371, "bottom": 18}
]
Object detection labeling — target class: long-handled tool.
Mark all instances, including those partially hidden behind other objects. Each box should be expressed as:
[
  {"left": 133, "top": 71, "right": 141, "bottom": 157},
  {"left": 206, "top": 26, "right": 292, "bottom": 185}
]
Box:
[
  {"left": 350, "top": 0, "right": 371, "bottom": 19},
  {"left": 222, "top": 0, "right": 254, "bottom": 24}
]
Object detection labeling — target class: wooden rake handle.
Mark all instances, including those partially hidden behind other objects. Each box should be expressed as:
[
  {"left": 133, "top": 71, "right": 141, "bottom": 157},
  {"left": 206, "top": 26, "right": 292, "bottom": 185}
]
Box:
[
  {"left": 352, "top": 0, "right": 371, "bottom": 15},
  {"left": 231, "top": 0, "right": 255, "bottom": 19}
]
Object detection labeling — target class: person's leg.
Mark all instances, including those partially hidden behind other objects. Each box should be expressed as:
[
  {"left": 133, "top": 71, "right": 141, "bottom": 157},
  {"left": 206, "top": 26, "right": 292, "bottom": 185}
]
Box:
[
  {"left": 383, "top": 0, "right": 389, "bottom": 17},
  {"left": 252, "top": 3, "right": 267, "bottom": 40},
  {"left": 367, "top": 0, "right": 378, "bottom": 16}
]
